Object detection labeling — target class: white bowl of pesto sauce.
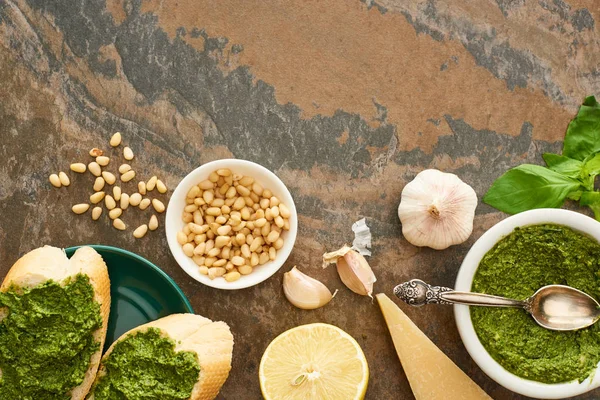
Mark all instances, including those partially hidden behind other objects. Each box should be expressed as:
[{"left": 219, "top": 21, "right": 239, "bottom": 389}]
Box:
[{"left": 455, "top": 209, "right": 600, "bottom": 399}]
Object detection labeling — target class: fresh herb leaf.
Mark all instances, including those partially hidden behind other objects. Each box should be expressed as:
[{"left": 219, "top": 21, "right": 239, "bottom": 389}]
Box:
[
  {"left": 563, "top": 96, "right": 600, "bottom": 161},
  {"left": 583, "top": 152, "right": 600, "bottom": 177},
  {"left": 580, "top": 192, "right": 600, "bottom": 220},
  {"left": 483, "top": 164, "right": 582, "bottom": 214},
  {"left": 542, "top": 153, "right": 583, "bottom": 178}
]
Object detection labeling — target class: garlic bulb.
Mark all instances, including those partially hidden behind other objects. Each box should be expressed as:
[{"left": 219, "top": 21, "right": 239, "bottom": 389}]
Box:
[
  {"left": 323, "top": 245, "right": 377, "bottom": 297},
  {"left": 398, "top": 169, "right": 477, "bottom": 250},
  {"left": 283, "top": 266, "right": 336, "bottom": 310}
]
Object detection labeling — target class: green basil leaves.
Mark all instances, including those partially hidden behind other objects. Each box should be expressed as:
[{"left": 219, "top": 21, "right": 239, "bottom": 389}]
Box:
[{"left": 484, "top": 96, "right": 600, "bottom": 220}]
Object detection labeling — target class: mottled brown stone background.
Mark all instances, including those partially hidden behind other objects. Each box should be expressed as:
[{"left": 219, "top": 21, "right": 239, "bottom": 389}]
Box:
[{"left": 0, "top": 0, "right": 599, "bottom": 398}]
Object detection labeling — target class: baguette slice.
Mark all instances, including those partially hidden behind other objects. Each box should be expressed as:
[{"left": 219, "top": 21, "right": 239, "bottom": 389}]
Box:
[
  {"left": 1, "top": 245, "right": 111, "bottom": 400},
  {"left": 89, "top": 313, "right": 234, "bottom": 400}
]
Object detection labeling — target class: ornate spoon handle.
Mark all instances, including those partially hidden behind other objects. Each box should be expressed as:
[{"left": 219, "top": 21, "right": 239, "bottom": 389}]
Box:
[{"left": 393, "top": 279, "right": 526, "bottom": 308}]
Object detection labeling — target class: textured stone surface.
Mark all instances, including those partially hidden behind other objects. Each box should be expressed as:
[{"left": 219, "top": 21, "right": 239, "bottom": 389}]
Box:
[{"left": 0, "top": 0, "right": 599, "bottom": 398}]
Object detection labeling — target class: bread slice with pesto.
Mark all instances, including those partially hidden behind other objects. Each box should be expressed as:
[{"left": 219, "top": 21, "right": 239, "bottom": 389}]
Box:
[
  {"left": 87, "top": 313, "right": 234, "bottom": 400},
  {"left": 0, "top": 245, "right": 111, "bottom": 400}
]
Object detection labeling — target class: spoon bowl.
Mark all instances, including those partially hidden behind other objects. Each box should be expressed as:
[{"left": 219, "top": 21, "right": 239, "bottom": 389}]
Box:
[{"left": 528, "top": 285, "right": 600, "bottom": 331}]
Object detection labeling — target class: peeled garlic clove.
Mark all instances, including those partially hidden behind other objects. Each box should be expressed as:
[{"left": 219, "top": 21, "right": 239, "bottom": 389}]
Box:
[
  {"left": 398, "top": 169, "right": 477, "bottom": 250},
  {"left": 283, "top": 266, "right": 336, "bottom": 310},
  {"left": 336, "top": 250, "right": 377, "bottom": 297}
]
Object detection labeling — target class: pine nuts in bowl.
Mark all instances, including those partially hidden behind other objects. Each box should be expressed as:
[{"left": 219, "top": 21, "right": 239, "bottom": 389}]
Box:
[{"left": 166, "top": 159, "right": 298, "bottom": 290}]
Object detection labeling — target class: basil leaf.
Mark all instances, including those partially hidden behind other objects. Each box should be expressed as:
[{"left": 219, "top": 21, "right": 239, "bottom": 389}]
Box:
[
  {"left": 563, "top": 96, "right": 600, "bottom": 161},
  {"left": 542, "top": 153, "right": 583, "bottom": 178},
  {"left": 483, "top": 164, "right": 582, "bottom": 214},
  {"left": 583, "top": 152, "right": 600, "bottom": 176},
  {"left": 567, "top": 190, "right": 583, "bottom": 201},
  {"left": 579, "top": 192, "right": 600, "bottom": 220}
]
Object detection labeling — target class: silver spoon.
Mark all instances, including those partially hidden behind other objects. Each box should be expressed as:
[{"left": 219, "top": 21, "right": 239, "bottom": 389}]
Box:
[{"left": 394, "top": 279, "right": 600, "bottom": 331}]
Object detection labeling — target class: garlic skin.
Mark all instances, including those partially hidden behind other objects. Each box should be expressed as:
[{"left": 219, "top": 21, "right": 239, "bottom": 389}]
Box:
[
  {"left": 283, "top": 266, "right": 336, "bottom": 310},
  {"left": 398, "top": 169, "right": 477, "bottom": 250},
  {"left": 323, "top": 246, "right": 377, "bottom": 297}
]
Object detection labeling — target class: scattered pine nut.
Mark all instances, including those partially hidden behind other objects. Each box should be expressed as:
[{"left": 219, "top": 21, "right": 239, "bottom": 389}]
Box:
[
  {"left": 49, "top": 174, "right": 61, "bottom": 188},
  {"left": 149, "top": 215, "right": 159, "bottom": 231},
  {"left": 72, "top": 204, "right": 90, "bottom": 214},
  {"left": 133, "top": 224, "right": 148, "bottom": 238},
  {"left": 118, "top": 164, "right": 131, "bottom": 174},
  {"left": 89, "top": 148, "right": 103, "bottom": 157},
  {"left": 58, "top": 172, "right": 70, "bottom": 186},
  {"left": 152, "top": 199, "right": 165, "bottom": 213},
  {"left": 139, "top": 198, "right": 151, "bottom": 210},
  {"left": 156, "top": 179, "right": 167, "bottom": 193},
  {"left": 121, "top": 170, "right": 136, "bottom": 182},
  {"left": 102, "top": 171, "right": 116, "bottom": 185},
  {"left": 113, "top": 186, "right": 121, "bottom": 201},
  {"left": 123, "top": 146, "right": 134, "bottom": 160},
  {"left": 92, "top": 207, "right": 102, "bottom": 220},
  {"left": 146, "top": 176, "right": 157, "bottom": 191},
  {"left": 109, "top": 208, "right": 122, "bottom": 220},
  {"left": 113, "top": 218, "right": 126, "bottom": 230},
  {"left": 110, "top": 132, "right": 122, "bottom": 147},
  {"left": 138, "top": 181, "right": 146, "bottom": 195},
  {"left": 105, "top": 195, "right": 116, "bottom": 210},
  {"left": 93, "top": 177, "right": 105, "bottom": 192},
  {"left": 129, "top": 193, "right": 142, "bottom": 206},
  {"left": 90, "top": 191, "right": 105, "bottom": 204},
  {"left": 70, "top": 163, "right": 87, "bottom": 173},
  {"left": 88, "top": 162, "right": 101, "bottom": 177},
  {"left": 120, "top": 193, "right": 130, "bottom": 209},
  {"left": 96, "top": 156, "right": 110, "bottom": 166}
]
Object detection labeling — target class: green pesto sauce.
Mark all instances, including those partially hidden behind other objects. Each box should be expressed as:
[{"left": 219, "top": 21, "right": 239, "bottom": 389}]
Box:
[
  {"left": 0, "top": 274, "right": 102, "bottom": 399},
  {"left": 91, "top": 328, "right": 200, "bottom": 400},
  {"left": 471, "top": 224, "right": 600, "bottom": 384}
]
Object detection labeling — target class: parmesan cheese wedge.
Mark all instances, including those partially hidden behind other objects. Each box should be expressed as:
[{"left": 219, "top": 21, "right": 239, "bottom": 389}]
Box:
[{"left": 376, "top": 293, "right": 491, "bottom": 400}]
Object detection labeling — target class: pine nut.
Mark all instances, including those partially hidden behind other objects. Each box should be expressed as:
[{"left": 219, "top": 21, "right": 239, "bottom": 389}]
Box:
[
  {"left": 252, "top": 182, "right": 264, "bottom": 196},
  {"left": 102, "top": 171, "right": 116, "bottom": 185},
  {"left": 250, "top": 237, "right": 262, "bottom": 252},
  {"left": 90, "top": 191, "right": 105, "bottom": 204},
  {"left": 274, "top": 237, "right": 284, "bottom": 250},
  {"left": 113, "top": 186, "right": 121, "bottom": 201},
  {"left": 213, "top": 258, "right": 227, "bottom": 267},
  {"left": 177, "top": 231, "right": 188, "bottom": 245},
  {"left": 50, "top": 169, "right": 65, "bottom": 186},
  {"left": 184, "top": 204, "right": 198, "bottom": 213},
  {"left": 133, "top": 224, "right": 148, "bottom": 238},
  {"left": 152, "top": 199, "right": 165, "bottom": 213},
  {"left": 215, "top": 236, "right": 230, "bottom": 248},
  {"left": 284, "top": 219, "right": 290, "bottom": 230},
  {"left": 96, "top": 156, "right": 110, "bottom": 166},
  {"left": 146, "top": 176, "right": 157, "bottom": 191},
  {"left": 89, "top": 148, "right": 103, "bottom": 157},
  {"left": 109, "top": 208, "right": 122, "bottom": 219},
  {"left": 267, "top": 230, "right": 279, "bottom": 243},
  {"left": 72, "top": 204, "right": 90, "bottom": 214},
  {"left": 123, "top": 146, "right": 134, "bottom": 160},
  {"left": 129, "top": 193, "right": 142, "bottom": 206},
  {"left": 156, "top": 180, "right": 167, "bottom": 194},
  {"left": 236, "top": 185, "right": 251, "bottom": 197},
  {"left": 217, "top": 168, "right": 231, "bottom": 177},
  {"left": 224, "top": 271, "right": 241, "bottom": 282},
  {"left": 138, "top": 181, "right": 146, "bottom": 195},
  {"left": 217, "top": 225, "right": 231, "bottom": 236},
  {"left": 271, "top": 206, "right": 280, "bottom": 218},
  {"left": 121, "top": 170, "right": 136, "bottom": 182},
  {"left": 120, "top": 193, "right": 130, "bottom": 209},
  {"left": 206, "top": 207, "right": 221, "bottom": 216},
  {"left": 238, "top": 265, "right": 253, "bottom": 275},
  {"left": 70, "top": 163, "right": 87, "bottom": 173},
  {"left": 208, "top": 267, "right": 226, "bottom": 279},
  {"left": 269, "top": 247, "right": 277, "bottom": 260},
  {"left": 219, "top": 184, "right": 230, "bottom": 196},
  {"left": 279, "top": 203, "right": 291, "bottom": 218},
  {"left": 239, "top": 176, "right": 254, "bottom": 187},
  {"left": 119, "top": 164, "right": 131, "bottom": 174},
  {"left": 49, "top": 174, "right": 61, "bottom": 188},
  {"left": 251, "top": 252, "right": 259, "bottom": 266},
  {"left": 105, "top": 195, "right": 116, "bottom": 210},
  {"left": 199, "top": 266, "right": 209, "bottom": 275},
  {"left": 113, "top": 218, "right": 126, "bottom": 230},
  {"left": 88, "top": 162, "right": 101, "bottom": 177},
  {"left": 259, "top": 252, "right": 270, "bottom": 265},
  {"left": 231, "top": 256, "right": 245, "bottom": 266},
  {"left": 93, "top": 177, "right": 105, "bottom": 191},
  {"left": 149, "top": 215, "right": 159, "bottom": 231},
  {"left": 182, "top": 243, "right": 194, "bottom": 257},
  {"left": 198, "top": 180, "right": 213, "bottom": 190},
  {"left": 139, "top": 198, "right": 151, "bottom": 210},
  {"left": 110, "top": 132, "right": 121, "bottom": 147},
  {"left": 92, "top": 207, "right": 102, "bottom": 220},
  {"left": 208, "top": 248, "right": 221, "bottom": 257}
]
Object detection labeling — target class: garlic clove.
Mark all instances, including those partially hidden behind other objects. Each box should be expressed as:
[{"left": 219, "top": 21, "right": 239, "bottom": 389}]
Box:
[
  {"left": 398, "top": 169, "right": 477, "bottom": 250},
  {"left": 322, "top": 244, "right": 353, "bottom": 268},
  {"left": 336, "top": 250, "right": 377, "bottom": 297},
  {"left": 283, "top": 266, "right": 336, "bottom": 310}
]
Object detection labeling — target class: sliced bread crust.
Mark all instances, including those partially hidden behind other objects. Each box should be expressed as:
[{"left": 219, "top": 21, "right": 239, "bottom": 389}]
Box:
[
  {"left": 1, "top": 245, "right": 111, "bottom": 400},
  {"left": 90, "top": 313, "right": 234, "bottom": 400}
]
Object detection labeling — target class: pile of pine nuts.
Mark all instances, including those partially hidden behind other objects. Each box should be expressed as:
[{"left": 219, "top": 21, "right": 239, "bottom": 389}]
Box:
[
  {"left": 178, "top": 168, "right": 292, "bottom": 282},
  {"left": 49, "top": 132, "right": 168, "bottom": 239}
]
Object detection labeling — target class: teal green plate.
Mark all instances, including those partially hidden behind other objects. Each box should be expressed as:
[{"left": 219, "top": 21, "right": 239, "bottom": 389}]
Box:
[{"left": 65, "top": 245, "right": 193, "bottom": 351}]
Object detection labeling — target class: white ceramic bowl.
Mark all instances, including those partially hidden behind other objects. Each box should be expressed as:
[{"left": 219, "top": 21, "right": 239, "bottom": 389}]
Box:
[
  {"left": 166, "top": 159, "right": 298, "bottom": 290},
  {"left": 455, "top": 209, "right": 600, "bottom": 399}
]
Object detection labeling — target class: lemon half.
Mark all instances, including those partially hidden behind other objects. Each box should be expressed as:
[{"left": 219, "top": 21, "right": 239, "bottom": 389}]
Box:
[{"left": 259, "top": 323, "right": 369, "bottom": 400}]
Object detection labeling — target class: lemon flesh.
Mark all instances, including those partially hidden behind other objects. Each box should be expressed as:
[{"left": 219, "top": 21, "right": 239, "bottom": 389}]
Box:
[{"left": 259, "top": 323, "right": 369, "bottom": 400}]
